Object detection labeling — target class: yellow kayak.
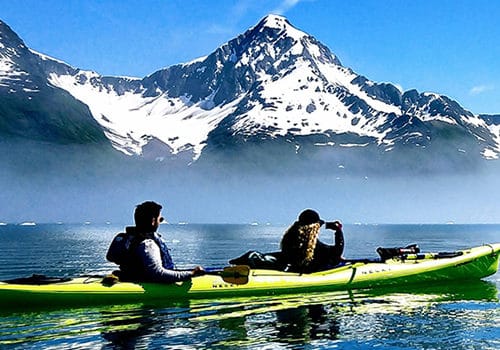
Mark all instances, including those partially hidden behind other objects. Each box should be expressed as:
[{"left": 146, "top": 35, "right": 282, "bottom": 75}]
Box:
[{"left": 0, "top": 243, "right": 498, "bottom": 310}]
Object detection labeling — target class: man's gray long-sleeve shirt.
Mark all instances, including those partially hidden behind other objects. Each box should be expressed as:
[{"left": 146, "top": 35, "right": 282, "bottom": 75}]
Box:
[{"left": 134, "top": 239, "right": 193, "bottom": 283}]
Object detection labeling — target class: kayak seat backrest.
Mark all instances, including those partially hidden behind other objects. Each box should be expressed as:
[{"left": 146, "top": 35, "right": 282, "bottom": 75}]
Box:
[
  {"left": 3, "top": 274, "right": 72, "bottom": 285},
  {"left": 229, "top": 250, "right": 285, "bottom": 269}
]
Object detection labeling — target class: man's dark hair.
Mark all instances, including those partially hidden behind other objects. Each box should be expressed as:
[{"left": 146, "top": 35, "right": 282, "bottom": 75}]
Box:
[{"left": 134, "top": 201, "right": 162, "bottom": 229}]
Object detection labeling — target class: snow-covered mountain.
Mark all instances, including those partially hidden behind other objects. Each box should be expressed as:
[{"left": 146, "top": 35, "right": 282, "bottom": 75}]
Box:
[
  {"left": 1, "top": 15, "right": 499, "bottom": 173},
  {"left": 0, "top": 21, "right": 109, "bottom": 145}
]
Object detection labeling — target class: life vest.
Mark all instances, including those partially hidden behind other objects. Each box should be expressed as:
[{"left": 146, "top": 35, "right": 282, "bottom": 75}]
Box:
[
  {"left": 106, "top": 228, "right": 175, "bottom": 270},
  {"left": 106, "top": 230, "right": 135, "bottom": 266}
]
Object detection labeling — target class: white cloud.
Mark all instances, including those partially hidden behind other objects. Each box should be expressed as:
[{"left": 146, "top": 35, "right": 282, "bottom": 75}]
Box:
[
  {"left": 469, "top": 84, "right": 494, "bottom": 95},
  {"left": 206, "top": 24, "right": 234, "bottom": 35},
  {"left": 204, "top": 0, "right": 306, "bottom": 42},
  {"left": 272, "top": 0, "right": 302, "bottom": 15}
]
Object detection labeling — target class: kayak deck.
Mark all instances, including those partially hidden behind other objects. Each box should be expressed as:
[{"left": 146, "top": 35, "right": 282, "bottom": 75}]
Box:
[{"left": 0, "top": 243, "right": 498, "bottom": 310}]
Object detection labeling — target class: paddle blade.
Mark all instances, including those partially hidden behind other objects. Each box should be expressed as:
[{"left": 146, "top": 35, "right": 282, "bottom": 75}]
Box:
[{"left": 208, "top": 265, "right": 250, "bottom": 285}]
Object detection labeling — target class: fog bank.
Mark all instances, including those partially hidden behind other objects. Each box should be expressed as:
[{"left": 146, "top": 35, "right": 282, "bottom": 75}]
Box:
[{"left": 2, "top": 143, "right": 500, "bottom": 225}]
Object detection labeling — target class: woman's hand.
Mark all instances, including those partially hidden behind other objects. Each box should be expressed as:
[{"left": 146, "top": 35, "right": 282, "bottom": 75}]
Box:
[{"left": 325, "top": 221, "right": 342, "bottom": 231}]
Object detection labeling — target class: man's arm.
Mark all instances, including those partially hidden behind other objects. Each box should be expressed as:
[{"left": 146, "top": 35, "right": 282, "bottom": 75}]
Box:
[{"left": 138, "top": 240, "right": 194, "bottom": 283}]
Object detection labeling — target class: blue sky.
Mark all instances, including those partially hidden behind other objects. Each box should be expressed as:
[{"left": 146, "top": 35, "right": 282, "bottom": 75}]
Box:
[{"left": 2, "top": 0, "right": 499, "bottom": 114}]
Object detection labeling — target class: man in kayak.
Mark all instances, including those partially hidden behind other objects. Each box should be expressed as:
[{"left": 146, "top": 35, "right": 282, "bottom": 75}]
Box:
[
  {"left": 106, "top": 201, "right": 205, "bottom": 282},
  {"left": 280, "top": 209, "right": 344, "bottom": 273}
]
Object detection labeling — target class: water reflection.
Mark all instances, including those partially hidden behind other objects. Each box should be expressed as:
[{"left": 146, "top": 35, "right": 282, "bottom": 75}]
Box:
[
  {"left": 0, "top": 281, "right": 497, "bottom": 349},
  {"left": 100, "top": 306, "right": 188, "bottom": 349},
  {"left": 274, "top": 304, "right": 341, "bottom": 343}
]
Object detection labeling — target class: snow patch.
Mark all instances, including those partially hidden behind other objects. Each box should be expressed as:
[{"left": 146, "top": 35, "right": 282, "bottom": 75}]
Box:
[
  {"left": 482, "top": 148, "right": 498, "bottom": 159},
  {"left": 48, "top": 72, "right": 240, "bottom": 159}
]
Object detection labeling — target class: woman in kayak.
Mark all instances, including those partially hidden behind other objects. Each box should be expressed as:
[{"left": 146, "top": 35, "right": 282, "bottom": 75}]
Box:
[
  {"left": 280, "top": 209, "right": 344, "bottom": 273},
  {"left": 106, "top": 201, "right": 205, "bottom": 283}
]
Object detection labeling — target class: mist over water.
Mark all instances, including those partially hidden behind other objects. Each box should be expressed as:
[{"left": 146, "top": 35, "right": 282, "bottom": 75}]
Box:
[{"left": 2, "top": 140, "right": 500, "bottom": 225}]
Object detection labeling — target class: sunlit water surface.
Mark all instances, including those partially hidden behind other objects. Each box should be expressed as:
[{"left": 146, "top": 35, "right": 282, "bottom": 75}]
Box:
[{"left": 0, "top": 223, "right": 499, "bottom": 349}]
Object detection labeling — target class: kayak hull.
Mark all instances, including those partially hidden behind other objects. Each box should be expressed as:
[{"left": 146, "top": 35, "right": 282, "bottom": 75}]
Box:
[{"left": 1, "top": 243, "right": 498, "bottom": 309}]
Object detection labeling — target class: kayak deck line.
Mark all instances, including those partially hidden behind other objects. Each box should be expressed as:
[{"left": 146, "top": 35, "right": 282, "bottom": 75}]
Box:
[{"left": 0, "top": 243, "right": 498, "bottom": 311}]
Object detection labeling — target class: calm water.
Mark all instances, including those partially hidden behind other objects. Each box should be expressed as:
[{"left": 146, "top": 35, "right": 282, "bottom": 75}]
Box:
[{"left": 0, "top": 223, "right": 499, "bottom": 349}]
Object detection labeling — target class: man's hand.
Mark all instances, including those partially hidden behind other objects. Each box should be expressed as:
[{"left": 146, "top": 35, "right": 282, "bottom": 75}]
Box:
[{"left": 191, "top": 266, "right": 205, "bottom": 276}]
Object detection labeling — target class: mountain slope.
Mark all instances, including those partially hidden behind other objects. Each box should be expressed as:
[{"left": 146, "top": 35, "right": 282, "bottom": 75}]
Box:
[
  {"left": 0, "top": 20, "right": 109, "bottom": 145},
  {"left": 1, "top": 15, "right": 499, "bottom": 174}
]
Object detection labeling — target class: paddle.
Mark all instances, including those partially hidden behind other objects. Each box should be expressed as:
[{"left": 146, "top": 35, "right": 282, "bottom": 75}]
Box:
[
  {"left": 205, "top": 265, "right": 251, "bottom": 285},
  {"left": 402, "top": 251, "right": 463, "bottom": 260}
]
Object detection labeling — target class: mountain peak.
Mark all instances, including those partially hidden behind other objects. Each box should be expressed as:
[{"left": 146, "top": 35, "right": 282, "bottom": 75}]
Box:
[
  {"left": 252, "top": 14, "right": 305, "bottom": 40},
  {"left": 0, "top": 20, "right": 26, "bottom": 47},
  {"left": 258, "top": 14, "right": 291, "bottom": 29}
]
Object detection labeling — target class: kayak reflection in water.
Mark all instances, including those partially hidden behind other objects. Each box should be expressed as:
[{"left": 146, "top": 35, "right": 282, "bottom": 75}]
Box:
[
  {"left": 280, "top": 209, "right": 344, "bottom": 273},
  {"left": 106, "top": 201, "right": 205, "bottom": 283}
]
